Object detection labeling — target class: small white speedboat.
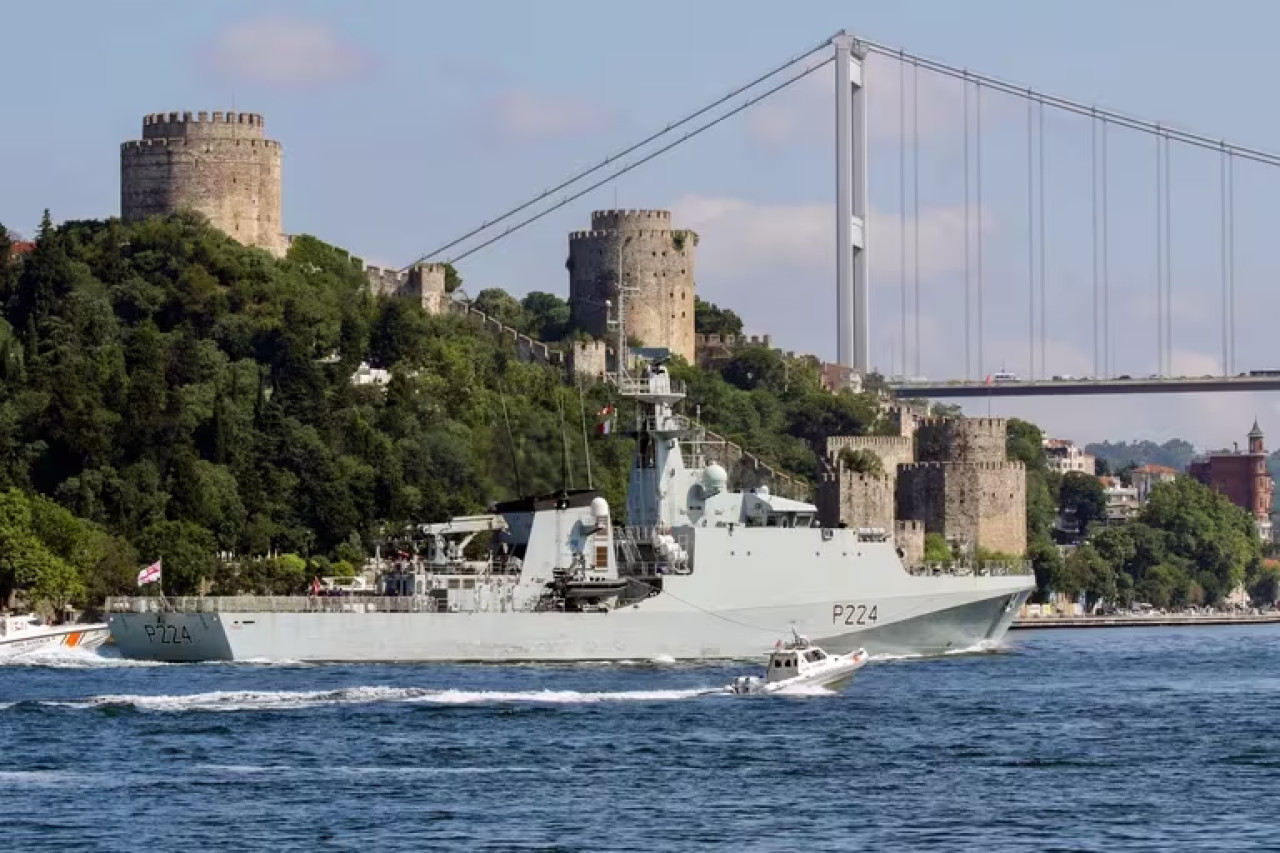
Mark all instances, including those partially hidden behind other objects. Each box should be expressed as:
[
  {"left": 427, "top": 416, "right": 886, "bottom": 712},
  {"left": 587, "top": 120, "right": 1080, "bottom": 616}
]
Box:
[
  {"left": 0, "top": 613, "right": 109, "bottom": 658},
  {"left": 727, "top": 631, "right": 868, "bottom": 695}
]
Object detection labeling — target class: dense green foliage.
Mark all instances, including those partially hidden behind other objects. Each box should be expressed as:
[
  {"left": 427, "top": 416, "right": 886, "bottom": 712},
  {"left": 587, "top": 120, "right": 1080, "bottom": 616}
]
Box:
[
  {"left": 1085, "top": 438, "right": 1196, "bottom": 472},
  {"left": 0, "top": 213, "right": 631, "bottom": 607},
  {"left": 1056, "top": 477, "right": 1262, "bottom": 608},
  {"left": 1004, "top": 418, "right": 1062, "bottom": 593},
  {"left": 670, "top": 344, "right": 884, "bottom": 481},
  {"left": 693, "top": 296, "right": 743, "bottom": 337},
  {"left": 838, "top": 447, "right": 884, "bottom": 475}
]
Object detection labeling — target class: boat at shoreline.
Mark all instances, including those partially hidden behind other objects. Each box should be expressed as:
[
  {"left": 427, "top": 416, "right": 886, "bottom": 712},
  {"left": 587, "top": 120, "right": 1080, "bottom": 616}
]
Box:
[
  {"left": 0, "top": 613, "right": 109, "bottom": 659},
  {"left": 107, "top": 365, "right": 1034, "bottom": 663}
]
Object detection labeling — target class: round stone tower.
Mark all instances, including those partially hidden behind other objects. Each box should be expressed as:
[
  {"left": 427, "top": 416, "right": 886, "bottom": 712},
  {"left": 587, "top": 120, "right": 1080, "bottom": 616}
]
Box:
[
  {"left": 121, "top": 111, "right": 284, "bottom": 256},
  {"left": 567, "top": 209, "right": 697, "bottom": 362}
]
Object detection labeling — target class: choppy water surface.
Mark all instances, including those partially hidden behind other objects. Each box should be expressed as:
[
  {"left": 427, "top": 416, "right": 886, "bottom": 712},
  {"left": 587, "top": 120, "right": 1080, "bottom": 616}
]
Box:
[{"left": 4, "top": 626, "right": 1279, "bottom": 852}]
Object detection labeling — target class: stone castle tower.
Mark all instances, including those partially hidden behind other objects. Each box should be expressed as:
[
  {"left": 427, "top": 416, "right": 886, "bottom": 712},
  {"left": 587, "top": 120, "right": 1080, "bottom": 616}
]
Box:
[
  {"left": 121, "top": 111, "right": 284, "bottom": 256},
  {"left": 364, "top": 263, "right": 450, "bottom": 315},
  {"left": 567, "top": 210, "right": 697, "bottom": 362},
  {"left": 817, "top": 413, "right": 1027, "bottom": 560},
  {"left": 897, "top": 417, "right": 1027, "bottom": 557}
]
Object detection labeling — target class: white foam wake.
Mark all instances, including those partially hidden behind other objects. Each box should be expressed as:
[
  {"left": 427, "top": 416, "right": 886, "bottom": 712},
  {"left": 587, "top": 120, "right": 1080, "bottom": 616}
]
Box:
[
  {"left": 39, "top": 685, "right": 721, "bottom": 713},
  {"left": 0, "top": 646, "right": 168, "bottom": 669},
  {"left": 869, "top": 639, "right": 1000, "bottom": 662}
]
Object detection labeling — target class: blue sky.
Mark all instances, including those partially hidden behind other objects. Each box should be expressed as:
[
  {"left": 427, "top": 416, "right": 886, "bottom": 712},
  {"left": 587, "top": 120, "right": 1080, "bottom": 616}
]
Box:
[{"left": 4, "top": 0, "right": 1280, "bottom": 450}]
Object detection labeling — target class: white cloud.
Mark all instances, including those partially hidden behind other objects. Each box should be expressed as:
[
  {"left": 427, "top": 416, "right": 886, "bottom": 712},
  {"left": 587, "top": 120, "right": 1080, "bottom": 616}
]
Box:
[
  {"left": 199, "top": 15, "right": 373, "bottom": 86},
  {"left": 484, "top": 90, "right": 616, "bottom": 141}
]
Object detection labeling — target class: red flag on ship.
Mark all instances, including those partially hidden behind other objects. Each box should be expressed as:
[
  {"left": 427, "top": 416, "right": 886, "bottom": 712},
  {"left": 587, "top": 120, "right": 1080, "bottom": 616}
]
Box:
[{"left": 596, "top": 404, "right": 615, "bottom": 436}]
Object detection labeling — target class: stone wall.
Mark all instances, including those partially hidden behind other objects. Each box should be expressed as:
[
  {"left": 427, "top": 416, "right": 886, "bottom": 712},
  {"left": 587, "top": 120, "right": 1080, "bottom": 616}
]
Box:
[
  {"left": 914, "top": 417, "right": 1007, "bottom": 464},
  {"left": 121, "top": 111, "right": 284, "bottom": 256},
  {"left": 568, "top": 210, "right": 697, "bottom": 362},
  {"left": 815, "top": 471, "right": 895, "bottom": 529},
  {"left": 895, "top": 520, "right": 925, "bottom": 567},
  {"left": 365, "top": 263, "right": 449, "bottom": 314},
  {"left": 825, "top": 435, "right": 914, "bottom": 475},
  {"left": 567, "top": 340, "right": 608, "bottom": 381},
  {"left": 896, "top": 461, "right": 1027, "bottom": 556}
]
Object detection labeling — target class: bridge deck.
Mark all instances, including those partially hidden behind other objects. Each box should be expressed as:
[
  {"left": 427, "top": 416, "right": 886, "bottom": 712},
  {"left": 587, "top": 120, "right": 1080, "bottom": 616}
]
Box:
[{"left": 888, "top": 376, "right": 1280, "bottom": 398}]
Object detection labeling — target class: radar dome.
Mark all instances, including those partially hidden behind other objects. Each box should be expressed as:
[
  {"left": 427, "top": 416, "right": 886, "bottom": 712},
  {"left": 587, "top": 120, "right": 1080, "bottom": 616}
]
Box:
[
  {"left": 590, "top": 497, "right": 610, "bottom": 524},
  {"left": 703, "top": 463, "right": 728, "bottom": 495}
]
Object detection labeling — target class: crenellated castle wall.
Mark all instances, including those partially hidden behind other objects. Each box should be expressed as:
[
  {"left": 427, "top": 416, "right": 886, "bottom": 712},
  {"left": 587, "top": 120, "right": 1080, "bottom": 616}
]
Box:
[
  {"left": 567, "top": 209, "right": 697, "bottom": 362},
  {"left": 364, "top": 263, "right": 450, "bottom": 315},
  {"left": 914, "top": 417, "right": 1008, "bottom": 464},
  {"left": 816, "top": 471, "right": 895, "bottom": 529},
  {"left": 121, "top": 110, "right": 284, "bottom": 256},
  {"left": 896, "top": 460, "right": 1027, "bottom": 556},
  {"left": 826, "top": 435, "right": 915, "bottom": 475}
]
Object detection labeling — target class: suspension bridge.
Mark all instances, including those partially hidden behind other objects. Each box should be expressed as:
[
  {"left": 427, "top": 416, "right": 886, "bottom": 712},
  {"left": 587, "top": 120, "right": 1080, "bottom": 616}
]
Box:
[{"left": 412, "top": 31, "right": 1277, "bottom": 398}]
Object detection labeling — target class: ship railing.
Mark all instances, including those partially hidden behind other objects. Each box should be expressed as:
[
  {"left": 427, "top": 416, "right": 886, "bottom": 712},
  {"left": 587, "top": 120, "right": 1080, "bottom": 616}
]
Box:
[
  {"left": 908, "top": 560, "right": 1034, "bottom": 578},
  {"left": 617, "top": 377, "right": 686, "bottom": 398},
  {"left": 105, "top": 596, "right": 446, "bottom": 614}
]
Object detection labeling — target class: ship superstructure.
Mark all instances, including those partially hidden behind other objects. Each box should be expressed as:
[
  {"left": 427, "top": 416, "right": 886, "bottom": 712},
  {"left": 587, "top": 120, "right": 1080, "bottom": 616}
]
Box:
[{"left": 107, "top": 365, "right": 1035, "bottom": 662}]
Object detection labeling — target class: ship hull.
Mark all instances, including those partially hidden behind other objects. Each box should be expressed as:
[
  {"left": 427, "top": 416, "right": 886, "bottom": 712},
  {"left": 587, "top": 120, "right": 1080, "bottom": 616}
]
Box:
[{"left": 108, "top": 584, "right": 1031, "bottom": 663}]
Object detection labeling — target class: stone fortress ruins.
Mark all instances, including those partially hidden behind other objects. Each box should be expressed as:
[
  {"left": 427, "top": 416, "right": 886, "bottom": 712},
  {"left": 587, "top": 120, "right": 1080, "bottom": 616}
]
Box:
[
  {"left": 116, "top": 111, "right": 1026, "bottom": 542},
  {"left": 567, "top": 209, "right": 698, "bottom": 362},
  {"left": 119, "top": 111, "right": 699, "bottom": 362},
  {"left": 816, "top": 407, "right": 1027, "bottom": 562},
  {"left": 121, "top": 112, "right": 285, "bottom": 257}
]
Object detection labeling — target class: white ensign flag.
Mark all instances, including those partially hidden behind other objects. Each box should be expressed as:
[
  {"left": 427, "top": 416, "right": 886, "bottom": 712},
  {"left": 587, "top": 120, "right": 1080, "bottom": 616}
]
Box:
[{"left": 137, "top": 560, "right": 161, "bottom": 586}]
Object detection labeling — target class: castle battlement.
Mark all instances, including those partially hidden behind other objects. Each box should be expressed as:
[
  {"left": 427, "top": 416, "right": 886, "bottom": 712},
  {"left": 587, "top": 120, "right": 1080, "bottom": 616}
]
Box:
[
  {"left": 569, "top": 229, "right": 687, "bottom": 242},
  {"left": 694, "top": 333, "right": 774, "bottom": 348},
  {"left": 827, "top": 435, "right": 911, "bottom": 450},
  {"left": 121, "top": 138, "right": 281, "bottom": 151},
  {"left": 144, "top": 111, "right": 264, "bottom": 126},
  {"left": 123, "top": 109, "right": 283, "bottom": 256},
  {"left": 141, "top": 111, "right": 267, "bottom": 141},
  {"left": 899, "top": 460, "right": 1025, "bottom": 473},
  {"left": 590, "top": 209, "right": 671, "bottom": 231},
  {"left": 914, "top": 416, "right": 1008, "bottom": 431}
]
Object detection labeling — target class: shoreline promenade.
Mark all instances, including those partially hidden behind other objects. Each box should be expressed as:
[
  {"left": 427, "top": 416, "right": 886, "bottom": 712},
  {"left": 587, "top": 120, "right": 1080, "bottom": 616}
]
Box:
[{"left": 1012, "top": 612, "right": 1280, "bottom": 629}]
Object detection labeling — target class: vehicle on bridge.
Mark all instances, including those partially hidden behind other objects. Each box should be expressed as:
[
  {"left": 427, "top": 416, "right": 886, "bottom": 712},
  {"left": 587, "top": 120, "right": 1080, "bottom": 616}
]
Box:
[{"left": 990, "top": 370, "right": 1020, "bottom": 383}]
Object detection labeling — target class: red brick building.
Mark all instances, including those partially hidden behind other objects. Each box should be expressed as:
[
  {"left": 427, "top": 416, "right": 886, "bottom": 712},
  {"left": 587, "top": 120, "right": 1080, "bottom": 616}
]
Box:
[{"left": 1188, "top": 421, "right": 1274, "bottom": 540}]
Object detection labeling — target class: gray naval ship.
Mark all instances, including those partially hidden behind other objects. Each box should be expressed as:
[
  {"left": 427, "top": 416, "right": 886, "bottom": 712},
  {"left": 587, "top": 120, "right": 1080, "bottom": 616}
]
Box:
[{"left": 108, "top": 368, "right": 1035, "bottom": 662}]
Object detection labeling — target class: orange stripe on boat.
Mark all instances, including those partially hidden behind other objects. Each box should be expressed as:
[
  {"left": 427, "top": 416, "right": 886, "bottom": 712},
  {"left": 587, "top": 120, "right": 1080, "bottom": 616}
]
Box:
[{"left": 64, "top": 632, "right": 82, "bottom": 647}]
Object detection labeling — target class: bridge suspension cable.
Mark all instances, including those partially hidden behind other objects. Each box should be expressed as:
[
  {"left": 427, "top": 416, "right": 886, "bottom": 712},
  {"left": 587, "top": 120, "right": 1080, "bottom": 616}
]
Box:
[
  {"left": 1038, "top": 100, "right": 1046, "bottom": 379},
  {"left": 899, "top": 56, "right": 908, "bottom": 379},
  {"left": 1091, "top": 117, "right": 1100, "bottom": 378},
  {"left": 405, "top": 35, "right": 837, "bottom": 268},
  {"left": 1156, "top": 129, "right": 1166, "bottom": 376},
  {"left": 436, "top": 56, "right": 833, "bottom": 266},
  {"left": 962, "top": 75, "right": 971, "bottom": 381},
  {"left": 858, "top": 38, "right": 1280, "bottom": 169},
  {"left": 1101, "top": 118, "right": 1111, "bottom": 377},
  {"left": 976, "top": 83, "right": 985, "bottom": 379},
  {"left": 1026, "top": 95, "right": 1035, "bottom": 380},
  {"left": 911, "top": 60, "right": 921, "bottom": 378}
]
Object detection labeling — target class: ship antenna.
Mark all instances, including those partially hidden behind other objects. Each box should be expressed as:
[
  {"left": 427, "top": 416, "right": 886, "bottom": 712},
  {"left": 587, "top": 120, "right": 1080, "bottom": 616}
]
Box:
[
  {"left": 499, "top": 385, "right": 524, "bottom": 497},
  {"left": 577, "top": 376, "right": 594, "bottom": 490},
  {"left": 557, "top": 387, "right": 574, "bottom": 490}
]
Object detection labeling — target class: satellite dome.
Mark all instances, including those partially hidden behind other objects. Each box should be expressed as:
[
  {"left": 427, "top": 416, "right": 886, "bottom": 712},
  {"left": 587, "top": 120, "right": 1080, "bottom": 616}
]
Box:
[
  {"left": 590, "top": 497, "right": 610, "bottom": 519},
  {"left": 703, "top": 463, "right": 728, "bottom": 495}
]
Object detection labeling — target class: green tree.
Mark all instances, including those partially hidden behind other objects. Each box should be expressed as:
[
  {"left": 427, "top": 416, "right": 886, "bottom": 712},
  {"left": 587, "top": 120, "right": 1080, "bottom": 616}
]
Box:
[
  {"left": 923, "top": 532, "right": 951, "bottom": 563},
  {"left": 1059, "top": 471, "right": 1106, "bottom": 531},
  {"left": 472, "top": 288, "right": 525, "bottom": 329},
  {"left": 693, "top": 297, "right": 743, "bottom": 337},
  {"left": 838, "top": 447, "right": 884, "bottom": 475}
]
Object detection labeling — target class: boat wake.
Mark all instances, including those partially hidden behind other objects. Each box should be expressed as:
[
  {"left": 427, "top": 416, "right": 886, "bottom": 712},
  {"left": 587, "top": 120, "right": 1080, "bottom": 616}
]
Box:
[
  {"left": 22, "top": 685, "right": 732, "bottom": 713},
  {"left": 0, "top": 647, "right": 167, "bottom": 669},
  {"left": 870, "top": 639, "right": 1002, "bottom": 662}
]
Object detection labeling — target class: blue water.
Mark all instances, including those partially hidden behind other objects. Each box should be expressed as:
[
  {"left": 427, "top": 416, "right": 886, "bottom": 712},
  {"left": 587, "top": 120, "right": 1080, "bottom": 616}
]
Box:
[{"left": 3, "top": 626, "right": 1279, "bottom": 852}]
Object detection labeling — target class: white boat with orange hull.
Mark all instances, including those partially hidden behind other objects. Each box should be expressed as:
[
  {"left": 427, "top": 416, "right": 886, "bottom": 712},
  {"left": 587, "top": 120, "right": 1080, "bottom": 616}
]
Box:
[{"left": 0, "top": 614, "right": 109, "bottom": 658}]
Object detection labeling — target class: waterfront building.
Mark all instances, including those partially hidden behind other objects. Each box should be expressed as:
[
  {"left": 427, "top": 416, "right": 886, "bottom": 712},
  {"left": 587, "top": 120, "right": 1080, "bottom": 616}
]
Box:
[{"left": 1188, "top": 421, "right": 1274, "bottom": 541}]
